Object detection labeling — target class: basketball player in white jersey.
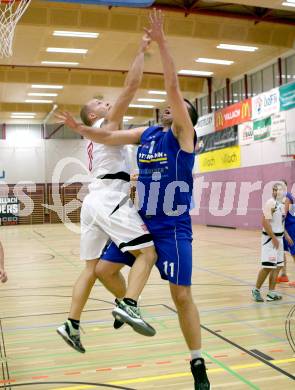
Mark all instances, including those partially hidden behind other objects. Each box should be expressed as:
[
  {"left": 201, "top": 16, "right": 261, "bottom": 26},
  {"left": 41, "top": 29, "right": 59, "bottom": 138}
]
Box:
[
  {"left": 252, "top": 183, "right": 285, "bottom": 302},
  {"left": 56, "top": 34, "right": 157, "bottom": 353}
]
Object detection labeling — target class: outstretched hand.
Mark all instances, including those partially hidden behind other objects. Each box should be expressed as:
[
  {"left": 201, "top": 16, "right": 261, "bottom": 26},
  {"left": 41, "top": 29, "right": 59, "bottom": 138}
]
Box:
[
  {"left": 55, "top": 111, "right": 80, "bottom": 131},
  {"left": 140, "top": 33, "right": 151, "bottom": 52},
  {"left": 145, "top": 9, "right": 165, "bottom": 44}
]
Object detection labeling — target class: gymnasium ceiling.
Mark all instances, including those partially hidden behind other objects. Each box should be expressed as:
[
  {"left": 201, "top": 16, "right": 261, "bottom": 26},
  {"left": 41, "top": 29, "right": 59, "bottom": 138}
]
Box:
[{"left": 0, "top": 0, "right": 294, "bottom": 124}]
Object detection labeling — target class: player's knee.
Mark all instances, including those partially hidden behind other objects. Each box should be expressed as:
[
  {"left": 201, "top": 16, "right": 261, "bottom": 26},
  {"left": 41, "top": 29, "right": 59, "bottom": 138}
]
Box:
[
  {"left": 139, "top": 245, "right": 157, "bottom": 265},
  {"left": 171, "top": 286, "right": 193, "bottom": 308},
  {"left": 95, "top": 262, "right": 112, "bottom": 281}
]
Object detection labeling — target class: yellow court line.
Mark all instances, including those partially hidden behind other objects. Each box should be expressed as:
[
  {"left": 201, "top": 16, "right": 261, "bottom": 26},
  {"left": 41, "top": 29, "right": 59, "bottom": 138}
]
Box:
[
  {"left": 53, "top": 386, "right": 93, "bottom": 390},
  {"left": 50, "top": 357, "right": 295, "bottom": 389},
  {"left": 108, "top": 357, "right": 295, "bottom": 386}
]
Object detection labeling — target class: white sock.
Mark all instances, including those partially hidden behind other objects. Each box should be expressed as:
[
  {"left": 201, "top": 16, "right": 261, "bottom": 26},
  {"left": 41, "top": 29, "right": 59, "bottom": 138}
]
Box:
[{"left": 191, "top": 349, "right": 202, "bottom": 360}]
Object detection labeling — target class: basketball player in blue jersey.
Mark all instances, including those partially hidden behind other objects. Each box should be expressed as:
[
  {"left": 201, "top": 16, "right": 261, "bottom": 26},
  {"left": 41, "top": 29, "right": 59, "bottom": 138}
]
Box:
[
  {"left": 58, "top": 9, "right": 210, "bottom": 389},
  {"left": 277, "top": 180, "right": 295, "bottom": 285}
]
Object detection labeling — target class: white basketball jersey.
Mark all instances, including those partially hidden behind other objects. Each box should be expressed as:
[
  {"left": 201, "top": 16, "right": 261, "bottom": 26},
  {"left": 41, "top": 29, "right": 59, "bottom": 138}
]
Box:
[
  {"left": 263, "top": 198, "right": 285, "bottom": 233},
  {"left": 87, "top": 118, "right": 129, "bottom": 178}
]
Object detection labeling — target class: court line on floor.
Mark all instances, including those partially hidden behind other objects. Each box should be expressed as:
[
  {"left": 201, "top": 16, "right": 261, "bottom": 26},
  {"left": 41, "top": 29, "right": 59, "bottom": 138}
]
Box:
[
  {"left": 196, "top": 265, "right": 295, "bottom": 299},
  {"left": 0, "top": 321, "right": 11, "bottom": 390},
  {"left": 107, "top": 357, "right": 295, "bottom": 387},
  {"left": 165, "top": 304, "right": 295, "bottom": 381},
  {"left": 0, "top": 381, "right": 136, "bottom": 390}
]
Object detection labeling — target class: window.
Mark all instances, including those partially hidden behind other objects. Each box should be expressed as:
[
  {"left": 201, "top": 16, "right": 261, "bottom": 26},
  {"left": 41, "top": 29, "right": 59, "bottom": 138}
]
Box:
[
  {"left": 199, "top": 96, "right": 208, "bottom": 116},
  {"left": 250, "top": 70, "right": 263, "bottom": 96},
  {"left": 286, "top": 54, "right": 295, "bottom": 84},
  {"left": 214, "top": 87, "right": 226, "bottom": 110},
  {"left": 231, "top": 79, "right": 244, "bottom": 104},
  {"left": 262, "top": 65, "right": 275, "bottom": 92}
]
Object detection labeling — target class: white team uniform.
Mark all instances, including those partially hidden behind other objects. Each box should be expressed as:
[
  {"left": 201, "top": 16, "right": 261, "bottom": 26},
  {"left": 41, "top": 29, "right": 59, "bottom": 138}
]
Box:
[
  {"left": 261, "top": 198, "right": 285, "bottom": 268},
  {"left": 80, "top": 119, "right": 153, "bottom": 260}
]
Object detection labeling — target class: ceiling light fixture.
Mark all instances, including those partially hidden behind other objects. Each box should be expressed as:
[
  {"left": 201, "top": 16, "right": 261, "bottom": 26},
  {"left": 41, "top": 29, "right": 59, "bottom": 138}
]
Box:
[
  {"left": 25, "top": 99, "right": 54, "bottom": 104},
  {"left": 11, "top": 115, "right": 36, "bottom": 119},
  {"left": 129, "top": 104, "right": 154, "bottom": 109},
  {"left": 41, "top": 61, "right": 79, "bottom": 66},
  {"left": 31, "top": 84, "right": 63, "bottom": 89},
  {"left": 148, "top": 90, "right": 167, "bottom": 95},
  {"left": 28, "top": 93, "right": 58, "bottom": 97},
  {"left": 53, "top": 31, "right": 99, "bottom": 38},
  {"left": 137, "top": 98, "right": 165, "bottom": 103},
  {"left": 217, "top": 44, "right": 258, "bottom": 52},
  {"left": 46, "top": 47, "right": 88, "bottom": 54},
  {"left": 178, "top": 70, "right": 213, "bottom": 76},
  {"left": 282, "top": 1, "right": 295, "bottom": 6},
  {"left": 195, "top": 58, "right": 234, "bottom": 65},
  {"left": 11, "top": 112, "right": 36, "bottom": 116}
]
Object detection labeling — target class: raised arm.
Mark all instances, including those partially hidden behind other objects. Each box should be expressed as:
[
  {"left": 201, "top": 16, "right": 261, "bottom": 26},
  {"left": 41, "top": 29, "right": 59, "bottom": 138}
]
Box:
[
  {"left": 55, "top": 111, "right": 145, "bottom": 145},
  {"left": 147, "top": 10, "right": 195, "bottom": 152},
  {"left": 105, "top": 34, "right": 150, "bottom": 127}
]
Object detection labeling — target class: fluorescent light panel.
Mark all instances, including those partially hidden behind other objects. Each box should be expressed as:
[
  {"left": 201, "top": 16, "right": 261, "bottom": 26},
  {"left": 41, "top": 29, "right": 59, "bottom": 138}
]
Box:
[
  {"left": 137, "top": 98, "right": 165, "bottom": 103},
  {"left": 129, "top": 104, "right": 154, "bottom": 109},
  {"left": 148, "top": 90, "right": 167, "bottom": 95},
  {"left": 123, "top": 116, "right": 134, "bottom": 120},
  {"left": 31, "top": 84, "right": 63, "bottom": 89},
  {"left": 12, "top": 112, "right": 36, "bottom": 116},
  {"left": 195, "top": 58, "right": 234, "bottom": 65},
  {"left": 53, "top": 30, "right": 99, "bottom": 38},
  {"left": 11, "top": 115, "right": 36, "bottom": 119},
  {"left": 42, "top": 61, "right": 79, "bottom": 66},
  {"left": 46, "top": 47, "right": 88, "bottom": 54},
  {"left": 25, "top": 99, "right": 53, "bottom": 103},
  {"left": 282, "top": 1, "right": 295, "bottom": 6},
  {"left": 178, "top": 70, "right": 213, "bottom": 76},
  {"left": 28, "top": 93, "right": 58, "bottom": 97},
  {"left": 217, "top": 44, "right": 258, "bottom": 52}
]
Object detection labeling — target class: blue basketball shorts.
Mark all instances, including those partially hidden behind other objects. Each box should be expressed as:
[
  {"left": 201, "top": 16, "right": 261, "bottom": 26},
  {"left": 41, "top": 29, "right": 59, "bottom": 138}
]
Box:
[
  {"left": 283, "top": 224, "right": 295, "bottom": 256},
  {"left": 101, "top": 215, "right": 193, "bottom": 286}
]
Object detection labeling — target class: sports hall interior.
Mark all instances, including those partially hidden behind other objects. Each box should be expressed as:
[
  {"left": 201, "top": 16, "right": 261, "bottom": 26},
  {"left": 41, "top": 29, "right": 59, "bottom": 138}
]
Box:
[{"left": 0, "top": 1, "right": 295, "bottom": 389}]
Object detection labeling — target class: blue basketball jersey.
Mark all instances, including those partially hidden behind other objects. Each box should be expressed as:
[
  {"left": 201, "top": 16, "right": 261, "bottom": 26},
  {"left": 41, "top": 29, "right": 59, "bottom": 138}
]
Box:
[
  {"left": 285, "top": 192, "right": 295, "bottom": 228},
  {"left": 137, "top": 125, "right": 196, "bottom": 217}
]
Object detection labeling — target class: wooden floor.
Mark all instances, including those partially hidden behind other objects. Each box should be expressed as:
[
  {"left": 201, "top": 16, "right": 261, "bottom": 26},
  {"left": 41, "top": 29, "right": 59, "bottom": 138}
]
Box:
[{"left": 0, "top": 224, "right": 294, "bottom": 390}]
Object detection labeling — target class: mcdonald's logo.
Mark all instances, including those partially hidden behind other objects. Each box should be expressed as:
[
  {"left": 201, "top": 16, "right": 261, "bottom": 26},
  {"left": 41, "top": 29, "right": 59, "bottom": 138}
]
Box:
[
  {"left": 241, "top": 100, "right": 251, "bottom": 120},
  {"left": 216, "top": 112, "right": 224, "bottom": 128}
]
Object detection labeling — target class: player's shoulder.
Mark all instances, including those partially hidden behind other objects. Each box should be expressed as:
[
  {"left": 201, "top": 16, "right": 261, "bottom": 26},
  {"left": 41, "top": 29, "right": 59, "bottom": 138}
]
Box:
[
  {"left": 141, "top": 125, "right": 163, "bottom": 141},
  {"left": 265, "top": 198, "right": 276, "bottom": 209}
]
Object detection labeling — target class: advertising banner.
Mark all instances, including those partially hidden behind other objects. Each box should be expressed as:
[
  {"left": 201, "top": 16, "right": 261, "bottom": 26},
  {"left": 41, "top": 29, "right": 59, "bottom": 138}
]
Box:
[
  {"left": 253, "top": 116, "right": 271, "bottom": 141},
  {"left": 270, "top": 112, "right": 286, "bottom": 138},
  {"left": 195, "top": 113, "right": 215, "bottom": 137},
  {"left": 0, "top": 197, "right": 19, "bottom": 226},
  {"left": 252, "top": 88, "right": 280, "bottom": 120},
  {"left": 279, "top": 82, "right": 295, "bottom": 111},
  {"left": 196, "top": 126, "right": 238, "bottom": 154},
  {"left": 198, "top": 145, "right": 241, "bottom": 173},
  {"left": 238, "top": 121, "right": 254, "bottom": 145},
  {"left": 214, "top": 99, "right": 252, "bottom": 131}
]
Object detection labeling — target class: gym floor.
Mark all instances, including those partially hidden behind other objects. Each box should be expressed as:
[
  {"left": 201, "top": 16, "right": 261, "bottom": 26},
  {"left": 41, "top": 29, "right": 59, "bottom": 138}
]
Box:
[{"left": 0, "top": 224, "right": 294, "bottom": 389}]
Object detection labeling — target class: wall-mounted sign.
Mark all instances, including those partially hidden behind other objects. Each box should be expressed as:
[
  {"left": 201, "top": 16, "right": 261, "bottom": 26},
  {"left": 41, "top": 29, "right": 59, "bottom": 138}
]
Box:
[
  {"left": 0, "top": 197, "right": 19, "bottom": 226},
  {"left": 215, "top": 99, "right": 252, "bottom": 131},
  {"left": 252, "top": 88, "right": 280, "bottom": 120}
]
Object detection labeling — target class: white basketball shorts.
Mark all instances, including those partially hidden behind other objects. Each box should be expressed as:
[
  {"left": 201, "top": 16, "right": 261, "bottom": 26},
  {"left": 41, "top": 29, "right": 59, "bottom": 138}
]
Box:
[
  {"left": 261, "top": 232, "right": 284, "bottom": 269},
  {"left": 80, "top": 178, "right": 153, "bottom": 260}
]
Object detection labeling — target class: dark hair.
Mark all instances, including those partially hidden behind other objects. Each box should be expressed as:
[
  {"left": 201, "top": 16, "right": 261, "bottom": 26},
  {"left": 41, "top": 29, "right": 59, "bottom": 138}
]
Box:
[
  {"left": 80, "top": 104, "right": 92, "bottom": 126},
  {"left": 184, "top": 99, "right": 198, "bottom": 126}
]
